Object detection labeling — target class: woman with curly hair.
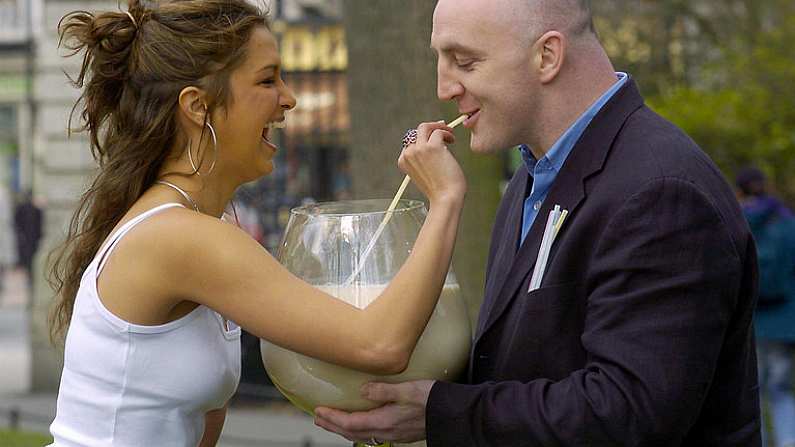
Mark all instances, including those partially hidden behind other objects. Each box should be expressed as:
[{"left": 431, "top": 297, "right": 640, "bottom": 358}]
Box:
[{"left": 47, "top": 1, "right": 465, "bottom": 445}]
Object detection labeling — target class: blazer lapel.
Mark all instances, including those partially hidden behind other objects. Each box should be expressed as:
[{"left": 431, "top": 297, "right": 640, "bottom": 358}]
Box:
[
  {"left": 473, "top": 79, "right": 646, "bottom": 345},
  {"left": 475, "top": 171, "right": 527, "bottom": 336}
]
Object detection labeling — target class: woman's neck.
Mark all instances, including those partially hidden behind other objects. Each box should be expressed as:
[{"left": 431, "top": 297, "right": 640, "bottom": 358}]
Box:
[{"left": 156, "top": 158, "right": 238, "bottom": 218}]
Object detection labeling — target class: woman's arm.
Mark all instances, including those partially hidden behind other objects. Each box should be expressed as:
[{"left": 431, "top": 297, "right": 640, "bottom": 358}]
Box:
[
  {"left": 198, "top": 403, "right": 227, "bottom": 447},
  {"left": 123, "top": 123, "right": 464, "bottom": 374}
]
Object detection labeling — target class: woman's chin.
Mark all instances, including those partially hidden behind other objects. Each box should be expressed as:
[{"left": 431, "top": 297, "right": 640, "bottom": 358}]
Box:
[{"left": 259, "top": 160, "right": 274, "bottom": 177}]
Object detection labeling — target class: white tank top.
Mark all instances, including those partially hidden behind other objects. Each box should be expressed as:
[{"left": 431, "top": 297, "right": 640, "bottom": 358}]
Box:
[{"left": 49, "top": 203, "right": 241, "bottom": 447}]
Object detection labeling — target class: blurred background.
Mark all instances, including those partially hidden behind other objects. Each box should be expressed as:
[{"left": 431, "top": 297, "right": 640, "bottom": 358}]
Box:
[{"left": 1, "top": 0, "right": 794, "bottom": 445}]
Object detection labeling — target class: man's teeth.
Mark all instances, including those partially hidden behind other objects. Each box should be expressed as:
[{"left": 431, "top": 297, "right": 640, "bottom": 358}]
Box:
[{"left": 266, "top": 121, "right": 286, "bottom": 129}]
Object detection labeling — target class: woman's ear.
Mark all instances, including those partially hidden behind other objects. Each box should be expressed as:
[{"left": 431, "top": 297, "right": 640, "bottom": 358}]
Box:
[
  {"left": 533, "top": 30, "right": 566, "bottom": 84},
  {"left": 177, "top": 86, "right": 208, "bottom": 128}
]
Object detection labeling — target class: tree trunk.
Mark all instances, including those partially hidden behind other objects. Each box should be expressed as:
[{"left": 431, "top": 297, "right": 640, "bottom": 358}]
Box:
[{"left": 342, "top": 0, "right": 503, "bottom": 329}]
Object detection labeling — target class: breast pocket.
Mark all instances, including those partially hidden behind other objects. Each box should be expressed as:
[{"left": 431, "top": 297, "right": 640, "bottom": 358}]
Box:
[
  {"left": 518, "top": 280, "right": 583, "bottom": 334},
  {"left": 523, "top": 280, "right": 581, "bottom": 309},
  {"left": 500, "top": 281, "right": 586, "bottom": 380}
]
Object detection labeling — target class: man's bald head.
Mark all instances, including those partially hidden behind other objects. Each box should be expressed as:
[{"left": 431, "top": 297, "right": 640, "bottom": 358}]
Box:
[
  {"left": 521, "top": 0, "right": 596, "bottom": 43},
  {"left": 434, "top": 0, "right": 597, "bottom": 51}
]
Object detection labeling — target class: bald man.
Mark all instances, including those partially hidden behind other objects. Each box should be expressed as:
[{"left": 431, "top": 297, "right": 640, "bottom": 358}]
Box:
[{"left": 315, "top": 1, "right": 762, "bottom": 445}]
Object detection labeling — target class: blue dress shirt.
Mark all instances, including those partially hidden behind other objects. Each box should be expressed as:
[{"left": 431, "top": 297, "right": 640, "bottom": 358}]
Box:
[{"left": 519, "top": 72, "right": 628, "bottom": 244}]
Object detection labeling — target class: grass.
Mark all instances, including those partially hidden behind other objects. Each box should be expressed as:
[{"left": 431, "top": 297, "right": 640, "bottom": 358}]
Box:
[{"left": 0, "top": 429, "right": 53, "bottom": 446}]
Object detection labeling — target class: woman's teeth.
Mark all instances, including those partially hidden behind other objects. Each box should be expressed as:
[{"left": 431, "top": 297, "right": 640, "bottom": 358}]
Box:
[{"left": 266, "top": 121, "right": 286, "bottom": 129}]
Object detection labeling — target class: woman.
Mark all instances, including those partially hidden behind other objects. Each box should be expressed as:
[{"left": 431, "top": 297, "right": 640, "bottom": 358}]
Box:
[{"left": 47, "top": 1, "right": 465, "bottom": 446}]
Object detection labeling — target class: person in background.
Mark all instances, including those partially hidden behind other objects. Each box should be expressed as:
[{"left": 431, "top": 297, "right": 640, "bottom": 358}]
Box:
[
  {"left": 0, "top": 183, "right": 15, "bottom": 295},
  {"left": 13, "top": 190, "right": 43, "bottom": 287},
  {"left": 736, "top": 166, "right": 795, "bottom": 447}
]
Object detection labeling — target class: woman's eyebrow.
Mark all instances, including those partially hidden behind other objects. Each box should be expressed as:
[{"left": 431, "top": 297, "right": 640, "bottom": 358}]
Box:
[{"left": 257, "top": 64, "right": 278, "bottom": 73}]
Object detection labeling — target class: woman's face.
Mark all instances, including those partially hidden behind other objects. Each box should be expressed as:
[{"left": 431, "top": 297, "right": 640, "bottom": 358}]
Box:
[{"left": 213, "top": 26, "right": 296, "bottom": 182}]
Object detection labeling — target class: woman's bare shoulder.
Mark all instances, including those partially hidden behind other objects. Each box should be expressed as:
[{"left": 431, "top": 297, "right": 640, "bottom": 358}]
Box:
[
  {"left": 96, "top": 204, "right": 263, "bottom": 324},
  {"left": 117, "top": 205, "right": 255, "bottom": 262}
]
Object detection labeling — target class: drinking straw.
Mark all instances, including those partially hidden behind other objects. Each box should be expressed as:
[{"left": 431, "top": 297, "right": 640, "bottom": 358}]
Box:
[
  {"left": 527, "top": 206, "right": 571, "bottom": 292},
  {"left": 529, "top": 205, "right": 560, "bottom": 291},
  {"left": 344, "top": 114, "right": 468, "bottom": 286},
  {"left": 553, "top": 209, "right": 568, "bottom": 238}
]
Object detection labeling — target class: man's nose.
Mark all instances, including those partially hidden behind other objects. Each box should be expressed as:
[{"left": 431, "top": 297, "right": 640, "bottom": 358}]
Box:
[{"left": 437, "top": 65, "right": 464, "bottom": 101}]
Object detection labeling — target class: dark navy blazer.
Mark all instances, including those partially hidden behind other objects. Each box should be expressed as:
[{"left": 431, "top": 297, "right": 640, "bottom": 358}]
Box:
[{"left": 426, "top": 79, "right": 762, "bottom": 446}]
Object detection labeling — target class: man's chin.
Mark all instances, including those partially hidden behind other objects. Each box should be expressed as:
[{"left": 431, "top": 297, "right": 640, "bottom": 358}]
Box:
[
  {"left": 469, "top": 135, "right": 504, "bottom": 154},
  {"left": 469, "top": 134, "right": 486, "bottom": 153}
]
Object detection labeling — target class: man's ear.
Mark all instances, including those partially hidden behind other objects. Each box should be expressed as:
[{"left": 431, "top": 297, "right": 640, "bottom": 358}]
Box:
[
  {"left": 533, "top": 31, "right": 566, "bottom": 84},
  {"left": 178, "top": 86, "right": 208, "bottom": 128}
]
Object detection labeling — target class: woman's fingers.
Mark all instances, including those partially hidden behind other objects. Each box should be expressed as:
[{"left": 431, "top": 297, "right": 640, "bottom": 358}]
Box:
[{"left": 398, "top": 121, "right": 465, "bottom": 203}]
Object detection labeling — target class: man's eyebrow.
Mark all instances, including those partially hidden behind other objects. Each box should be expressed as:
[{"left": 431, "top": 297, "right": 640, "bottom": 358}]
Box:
[{"left": 431, "top": 43, "right": 480, "bottom": 56}]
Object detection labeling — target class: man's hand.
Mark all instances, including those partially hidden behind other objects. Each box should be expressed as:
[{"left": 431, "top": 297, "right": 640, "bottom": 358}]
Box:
[{"left": 314, "top": 380, "right": 435, "bottom": 444}]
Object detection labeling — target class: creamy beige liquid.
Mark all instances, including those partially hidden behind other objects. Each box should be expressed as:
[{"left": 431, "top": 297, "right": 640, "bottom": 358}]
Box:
[{"left": 260, "top": 284, "right": 471, "bottom": 414}]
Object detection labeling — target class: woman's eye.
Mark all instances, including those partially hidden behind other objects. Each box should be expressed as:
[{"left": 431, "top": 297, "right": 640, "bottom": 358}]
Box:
[{"left": 260, "top": 78, "right": 276, "bottom": 86}]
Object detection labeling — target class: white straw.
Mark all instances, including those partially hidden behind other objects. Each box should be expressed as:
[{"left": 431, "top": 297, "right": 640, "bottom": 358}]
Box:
[
  {"left": 529, "top": 205, "right": 561, "bottom": 291},
  {"left": 343, "top": 114, "right": 468, "bottom": 285}
]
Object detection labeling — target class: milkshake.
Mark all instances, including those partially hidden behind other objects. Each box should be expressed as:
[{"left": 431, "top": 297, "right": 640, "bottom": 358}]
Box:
[{"left": 260, "top": 283, "right": 471, "bottom": 413}]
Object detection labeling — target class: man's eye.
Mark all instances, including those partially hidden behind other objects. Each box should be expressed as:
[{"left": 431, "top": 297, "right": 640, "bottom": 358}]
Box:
[
  {"left": 455, "top": 60, "right": 475, "bottom": 69},
  {"left": 260, "top": 78, "right": 276, "bottom": 86}
]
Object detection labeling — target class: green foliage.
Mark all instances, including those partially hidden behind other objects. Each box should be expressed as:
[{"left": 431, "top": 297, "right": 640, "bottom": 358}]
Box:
[
  {"left": 645, "top": 5, "right": 795, "bottom": 201},
  {"left": 0, "top": 429, "right": 53, "bottom": 447},
  {"left": 594, "top": 0, "right": 795, "bottom": 200}
]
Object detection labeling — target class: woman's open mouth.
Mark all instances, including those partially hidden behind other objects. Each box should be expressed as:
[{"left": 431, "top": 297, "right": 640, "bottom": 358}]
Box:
[{"left": 262, "top": 121, "right": 286, "bottom": 150}]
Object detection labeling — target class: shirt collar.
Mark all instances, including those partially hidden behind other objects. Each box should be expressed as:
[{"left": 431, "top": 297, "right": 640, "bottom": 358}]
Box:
[{"left": 520, "top": 72, "right": 628, "bottom": 175}]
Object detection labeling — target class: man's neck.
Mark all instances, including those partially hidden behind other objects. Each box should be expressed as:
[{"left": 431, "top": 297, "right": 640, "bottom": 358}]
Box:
[{"left": 531, "top": 58, "right": 618, "bottom": 159}]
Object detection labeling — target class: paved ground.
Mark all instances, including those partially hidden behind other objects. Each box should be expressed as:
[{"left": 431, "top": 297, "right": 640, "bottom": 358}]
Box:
[
  {"left": 0, "top": 268, "right": 350, "bottom": 446},
  {"left": 0, "top": 392, "right": 350, "bottom": 446},
  {"left": 0, "top": 269, "right": 31, "bottom": 396}
]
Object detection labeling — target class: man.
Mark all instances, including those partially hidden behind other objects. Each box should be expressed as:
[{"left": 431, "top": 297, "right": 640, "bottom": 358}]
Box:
[{"left": 315, "top": 0, "right": 761, "bottom": 445}]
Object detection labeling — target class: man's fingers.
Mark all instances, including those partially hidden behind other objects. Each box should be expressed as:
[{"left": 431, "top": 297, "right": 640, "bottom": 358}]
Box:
[
  {"left": 314, "top": 406, "right": 395, "bottom": 443},
  {"left": 362, "top": 382, "right": 405, "bottom": 403},
  {"left": 314, "top": 407, "right": 362, "bottom": 432},
  {"left": 313, "top": 414, "right": 352, "bottom": 441},
  {"left": 314, "top": 406, "right": 383, "bottom": 432},
  {"left": 314, "top": 406, "right": 344, "bottom": 422}
]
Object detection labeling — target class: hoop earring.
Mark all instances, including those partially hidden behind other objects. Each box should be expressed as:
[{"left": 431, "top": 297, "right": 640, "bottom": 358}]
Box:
[{"left": 188, "top": 121, "right": 218, "bottom": 176}]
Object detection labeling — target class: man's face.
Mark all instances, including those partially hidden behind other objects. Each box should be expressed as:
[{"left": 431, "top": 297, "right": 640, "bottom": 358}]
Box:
[{"left": 431, "top": 0, "right": 539, "bottom": 154}]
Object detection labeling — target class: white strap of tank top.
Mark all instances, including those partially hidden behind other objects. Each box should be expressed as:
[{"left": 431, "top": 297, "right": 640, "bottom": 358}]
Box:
[{"left": 96, "top": 203, "right": 185, "bottom": 274}]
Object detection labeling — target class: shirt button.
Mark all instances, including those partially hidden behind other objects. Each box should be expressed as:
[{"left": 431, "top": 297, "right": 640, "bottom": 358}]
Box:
[{"left": 533, "top": 201, "right": 542, "bottom": 210}]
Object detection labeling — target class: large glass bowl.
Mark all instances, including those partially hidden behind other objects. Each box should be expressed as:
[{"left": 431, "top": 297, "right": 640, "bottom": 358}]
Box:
[{"left": 260, "top": 199, "right": 471, "bottom": 413}]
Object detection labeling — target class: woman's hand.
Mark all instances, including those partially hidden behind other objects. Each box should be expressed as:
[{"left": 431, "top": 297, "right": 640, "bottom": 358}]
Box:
[{"left": 398, "top": 121, "right": 466, "bottom": 205}]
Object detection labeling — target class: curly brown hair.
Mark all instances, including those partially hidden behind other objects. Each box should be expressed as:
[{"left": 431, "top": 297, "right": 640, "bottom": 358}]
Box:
[{"left": 48, "top": 0, "right": 270, "bottom": 343}]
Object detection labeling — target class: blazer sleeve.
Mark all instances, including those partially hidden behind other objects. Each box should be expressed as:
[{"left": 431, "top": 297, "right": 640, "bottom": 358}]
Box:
[{"left": 426, "top": 177, "right": 746, "bottom": 446}]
